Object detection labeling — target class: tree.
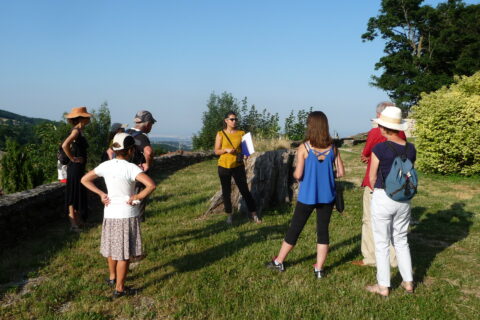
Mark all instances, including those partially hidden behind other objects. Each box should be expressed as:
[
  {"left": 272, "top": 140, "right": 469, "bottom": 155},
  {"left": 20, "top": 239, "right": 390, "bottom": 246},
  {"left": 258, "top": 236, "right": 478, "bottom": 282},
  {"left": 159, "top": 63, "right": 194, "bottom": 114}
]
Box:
[
  {"left": 84, "top": 101, "right": 111, "bottom": 167},
  {"left": 411, "top": 71, "right": 480, "bottom": 175},
  {"left": 284, "top": 108, "right": 312, "bottom": 141},
  {"left": 192, "top": 92, "right": 241, "bottom": 150},
  {"left": 239, "top": 98, "right": 280, "bottom": 139},
  {"left": 193, "top": 92, "right": 282, "bottom": 150},
  {"left": 28, "top": 121, "right": 70, "bottom": 183},
  {"left": 362, "top": 0, "right": 480, "bottom": 112}
]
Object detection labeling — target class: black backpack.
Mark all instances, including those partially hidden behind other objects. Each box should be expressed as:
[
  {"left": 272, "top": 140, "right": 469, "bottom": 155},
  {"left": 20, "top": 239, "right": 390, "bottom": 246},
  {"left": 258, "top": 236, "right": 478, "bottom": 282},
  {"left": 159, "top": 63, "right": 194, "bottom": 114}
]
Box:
[
  {"left": 125, "top": 129, "right": 146, "bottom": 165},
  {"left": 57, "top": 144, "right": 70, "bottom": 165}
]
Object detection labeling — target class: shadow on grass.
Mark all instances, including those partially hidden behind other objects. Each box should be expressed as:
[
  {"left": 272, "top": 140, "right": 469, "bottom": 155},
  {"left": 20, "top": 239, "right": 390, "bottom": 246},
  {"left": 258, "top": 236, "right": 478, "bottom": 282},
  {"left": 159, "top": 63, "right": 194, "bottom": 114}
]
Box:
[
  {"left": 138, "top": 224, "right": 287, "bottom": 290},
  {"left": 0, "top": 164, "right": 202, "bottom": 297},
  {"left": 337, "top": 180, "right": 356, "bottom": 191},
  {"left": 407, "top": 202, "right": 474, "bottom": 285},
  {"left": 129, "top": 218, "right": 254, "bottom": 282},
  {"left": 0, "top": 220, "right": 85, "bottom": 297},
  {"left": 287, "top": 234, "right": 361, "bottom": 269}
]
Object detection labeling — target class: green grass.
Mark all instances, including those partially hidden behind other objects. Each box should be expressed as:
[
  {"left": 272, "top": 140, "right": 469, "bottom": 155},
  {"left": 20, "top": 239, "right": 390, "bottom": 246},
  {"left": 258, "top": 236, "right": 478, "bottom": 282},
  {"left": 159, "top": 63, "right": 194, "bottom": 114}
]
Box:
[{"left": 1, "top": 144, "right": 479, "bottom": 319}]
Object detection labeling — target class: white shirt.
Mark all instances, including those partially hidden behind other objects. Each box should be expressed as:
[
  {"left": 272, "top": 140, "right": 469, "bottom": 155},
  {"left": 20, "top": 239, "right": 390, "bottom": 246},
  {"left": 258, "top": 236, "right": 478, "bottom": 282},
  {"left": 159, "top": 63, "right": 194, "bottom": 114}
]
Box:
[{"left": 94, "top": 159, "right": 143, "bottom": 219}]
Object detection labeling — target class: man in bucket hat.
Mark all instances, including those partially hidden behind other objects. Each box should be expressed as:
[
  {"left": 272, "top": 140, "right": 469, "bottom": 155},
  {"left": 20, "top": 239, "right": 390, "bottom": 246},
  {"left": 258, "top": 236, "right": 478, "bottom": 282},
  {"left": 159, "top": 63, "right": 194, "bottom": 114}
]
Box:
[
  {"left": 126, "top": 110, "right": 157, "bottom": 222},
  {"left": 351, "top": 102, "right": 406, "bottom": 268}
]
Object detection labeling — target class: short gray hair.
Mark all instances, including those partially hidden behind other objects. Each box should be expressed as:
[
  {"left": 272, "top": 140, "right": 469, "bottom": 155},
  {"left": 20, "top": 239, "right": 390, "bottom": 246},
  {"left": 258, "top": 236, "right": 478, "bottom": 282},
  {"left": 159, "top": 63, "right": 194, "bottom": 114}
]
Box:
[{"left": 376, "top": 101, "right": 395, "bottom": 114}]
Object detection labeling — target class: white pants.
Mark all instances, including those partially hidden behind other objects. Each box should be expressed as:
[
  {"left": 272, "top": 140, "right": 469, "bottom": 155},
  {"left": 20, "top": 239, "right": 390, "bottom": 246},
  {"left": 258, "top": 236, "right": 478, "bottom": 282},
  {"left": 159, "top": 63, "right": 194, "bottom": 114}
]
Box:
[{"left": 371, "top": 189, "right": 413, "bottom": 287}]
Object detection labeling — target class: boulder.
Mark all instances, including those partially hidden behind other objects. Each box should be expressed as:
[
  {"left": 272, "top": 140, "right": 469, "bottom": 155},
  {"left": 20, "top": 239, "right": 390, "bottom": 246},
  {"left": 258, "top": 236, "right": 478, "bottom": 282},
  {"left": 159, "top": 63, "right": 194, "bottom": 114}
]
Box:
[{"left": 204, "top": 149, "right": 298, "bottom": 216}]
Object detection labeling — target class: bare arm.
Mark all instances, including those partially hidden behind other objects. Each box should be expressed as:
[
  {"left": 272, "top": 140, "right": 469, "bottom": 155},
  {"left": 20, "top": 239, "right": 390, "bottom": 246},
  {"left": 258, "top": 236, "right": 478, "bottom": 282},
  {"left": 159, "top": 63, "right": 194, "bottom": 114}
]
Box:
[
  {"left": 369, "top": 153, "right": 380, "bottom": 191},
  {"left": 142, "top": 145, "right": 154, "bottom": 172},
  {"left": 106, "top": 148, "right": 115, "bottom": 160},
  {"left": 335, "top": 150, "right": 345, "bottom": 178},
  {"left": 293, "top": 144, "right": 307, "bottom": 181},
  {"left": 81, "top": 170, "right": 110, "bottom": 205},
  {"left": 214, "top": 132, "right": 233, "bottom": 156},
  {"left": 62, "top": 129, "right": 83, "bottom": 163},
  {"left": 127, "top": 172, "right": 156, "bottom": 204}
]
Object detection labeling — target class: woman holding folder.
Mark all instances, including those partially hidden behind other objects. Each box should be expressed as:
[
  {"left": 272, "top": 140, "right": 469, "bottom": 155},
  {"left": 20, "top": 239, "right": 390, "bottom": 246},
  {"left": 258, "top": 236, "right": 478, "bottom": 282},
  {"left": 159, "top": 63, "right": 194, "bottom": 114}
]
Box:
[{"left": 214, "top": 111, "right": 261, "bottom": 224}]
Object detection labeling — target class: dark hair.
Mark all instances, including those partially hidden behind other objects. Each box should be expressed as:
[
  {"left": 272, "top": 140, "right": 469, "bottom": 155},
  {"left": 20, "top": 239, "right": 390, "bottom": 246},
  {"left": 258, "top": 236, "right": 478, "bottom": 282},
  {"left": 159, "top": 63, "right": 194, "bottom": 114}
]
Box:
[
  {"left": 222, "top": 111, "right": 237, "bottom": 129},
  {"left": 115, "top": 145, "right": 134, "bottom": 157},
  {"left": 67, "top": 116, "right": 88, "bottom": 126},
  {"left": 305, "top": 111, "right": 333, "bottom": 148},
  {"left": 378, "top": 124, "right": 400, "bottom": 135},
  {"left": 107, "top": 128, "right": 125, "bottom": 145}
]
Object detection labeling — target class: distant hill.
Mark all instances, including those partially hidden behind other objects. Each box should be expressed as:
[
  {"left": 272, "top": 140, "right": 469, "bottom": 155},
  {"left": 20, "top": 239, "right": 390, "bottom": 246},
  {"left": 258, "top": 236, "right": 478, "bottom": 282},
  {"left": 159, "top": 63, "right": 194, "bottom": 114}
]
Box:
[{"left": 0, "top": 109, "right": 54, "bottom": 125}]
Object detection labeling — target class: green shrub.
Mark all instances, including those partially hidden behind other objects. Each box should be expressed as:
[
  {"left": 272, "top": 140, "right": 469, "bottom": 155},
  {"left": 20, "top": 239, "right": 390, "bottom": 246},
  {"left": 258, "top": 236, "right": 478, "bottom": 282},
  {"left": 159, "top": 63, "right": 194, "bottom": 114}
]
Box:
[
  {"left": 412, "top": 72, "right": 480, "bottom": 175},
  {"left": 0, "top": 139, "right": 44, "bottom": 193}
]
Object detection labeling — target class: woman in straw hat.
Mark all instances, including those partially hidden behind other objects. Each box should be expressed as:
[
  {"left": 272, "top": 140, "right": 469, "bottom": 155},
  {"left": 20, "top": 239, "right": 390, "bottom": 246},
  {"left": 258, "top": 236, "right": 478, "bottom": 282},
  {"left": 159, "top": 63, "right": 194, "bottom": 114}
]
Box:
[
  {"left": 62, "top": 106, "right": 92, "bottom": 232},
  {"left": 366, "top": 106, "right": 416, "bottom": 297}
]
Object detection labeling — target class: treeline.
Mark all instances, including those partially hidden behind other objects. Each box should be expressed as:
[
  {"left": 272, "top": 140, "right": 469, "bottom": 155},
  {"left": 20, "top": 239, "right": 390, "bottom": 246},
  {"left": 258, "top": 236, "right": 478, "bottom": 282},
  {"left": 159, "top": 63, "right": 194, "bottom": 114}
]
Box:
[
  {"left": 192, "top": 92, "right": 312, "bottom": 150},
  {"left": 363, "top": 0, "right": 480, "bottom": 112},
  {"left": 0, "top": 103, "right": 111, "bottom": 193}
]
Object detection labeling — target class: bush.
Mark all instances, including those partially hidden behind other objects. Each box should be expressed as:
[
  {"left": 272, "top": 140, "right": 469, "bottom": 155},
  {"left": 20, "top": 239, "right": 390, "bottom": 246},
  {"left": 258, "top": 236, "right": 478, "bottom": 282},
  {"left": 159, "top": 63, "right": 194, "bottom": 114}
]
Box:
[
  {"left": 0, "top": 139, "right": 44, "bottom": 193},
  {"left": 411, "top": 72, "right": 480, "bottom": 175}
]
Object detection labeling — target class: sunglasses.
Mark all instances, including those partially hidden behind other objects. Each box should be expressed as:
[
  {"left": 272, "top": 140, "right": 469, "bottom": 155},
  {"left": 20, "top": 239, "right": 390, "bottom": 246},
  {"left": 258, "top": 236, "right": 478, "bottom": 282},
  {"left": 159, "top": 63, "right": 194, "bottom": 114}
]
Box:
[{"left": 228, "top": 118, "right": 238, "bottom": 121}]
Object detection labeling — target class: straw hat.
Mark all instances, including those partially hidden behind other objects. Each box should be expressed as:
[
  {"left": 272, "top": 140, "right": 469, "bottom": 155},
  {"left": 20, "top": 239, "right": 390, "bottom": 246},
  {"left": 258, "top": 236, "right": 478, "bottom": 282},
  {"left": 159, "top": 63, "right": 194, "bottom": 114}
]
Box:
[
  {"left": 65, "top": 106, "right": 92, "bottom": 119},
  {"left": 373, "top": 106, "right": 409, "bottom": 131}
]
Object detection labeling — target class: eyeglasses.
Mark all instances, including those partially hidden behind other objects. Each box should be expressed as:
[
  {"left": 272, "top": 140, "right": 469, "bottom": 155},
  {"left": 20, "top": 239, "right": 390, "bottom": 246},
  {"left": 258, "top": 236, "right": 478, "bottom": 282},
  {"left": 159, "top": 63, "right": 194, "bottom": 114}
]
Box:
[{"left": 228, "top": 118, "right": 238, "bottom": 121}]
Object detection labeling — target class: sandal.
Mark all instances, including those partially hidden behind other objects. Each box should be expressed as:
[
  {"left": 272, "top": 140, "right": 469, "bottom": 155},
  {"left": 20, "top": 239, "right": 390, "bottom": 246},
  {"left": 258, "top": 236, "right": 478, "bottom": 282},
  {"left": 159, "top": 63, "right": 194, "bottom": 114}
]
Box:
[
  {"left": 365, "top": 284, "right": 389, "bottom": 297},
  {"left": 105, "top": 278, "right": 116, "bottom": 287},
  {"left": 401, "top": 281, "right": 414, "bottom": 294}
]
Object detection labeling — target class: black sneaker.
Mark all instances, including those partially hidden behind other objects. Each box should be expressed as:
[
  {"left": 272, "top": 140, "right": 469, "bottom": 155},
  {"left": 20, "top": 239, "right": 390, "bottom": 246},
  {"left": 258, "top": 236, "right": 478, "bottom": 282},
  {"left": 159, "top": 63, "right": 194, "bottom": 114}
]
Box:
[
  {"left": 112, "top": 287, "right": 136, "bottom": 298},
  {"left": 266, "top": 260, "right": 285, "bottom": 272},
  {"left": 314, "top": 268, "right": 325, "bottom": 279}
]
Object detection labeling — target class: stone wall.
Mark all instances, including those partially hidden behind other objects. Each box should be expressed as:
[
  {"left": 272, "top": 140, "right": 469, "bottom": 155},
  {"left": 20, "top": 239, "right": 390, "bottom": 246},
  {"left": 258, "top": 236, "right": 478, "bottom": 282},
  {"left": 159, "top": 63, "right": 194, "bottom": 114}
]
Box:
[{"left": 0, "top": 151, "right": 215, "bottom": 245}]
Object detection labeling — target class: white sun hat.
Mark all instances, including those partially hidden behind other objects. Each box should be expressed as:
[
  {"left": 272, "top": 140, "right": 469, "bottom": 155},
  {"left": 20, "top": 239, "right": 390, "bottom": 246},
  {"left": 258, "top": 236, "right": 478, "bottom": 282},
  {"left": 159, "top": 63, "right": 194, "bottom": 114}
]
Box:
[{"left": 373, "top": 106, "right": 409, "bottom": 131}]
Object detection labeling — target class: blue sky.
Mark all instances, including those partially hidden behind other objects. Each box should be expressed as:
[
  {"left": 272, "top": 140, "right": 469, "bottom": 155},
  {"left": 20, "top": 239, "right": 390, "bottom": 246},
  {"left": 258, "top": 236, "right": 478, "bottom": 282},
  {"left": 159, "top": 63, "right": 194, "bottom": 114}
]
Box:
[{"left": 1, "top": 0, "right": 477, "bottom": 139}]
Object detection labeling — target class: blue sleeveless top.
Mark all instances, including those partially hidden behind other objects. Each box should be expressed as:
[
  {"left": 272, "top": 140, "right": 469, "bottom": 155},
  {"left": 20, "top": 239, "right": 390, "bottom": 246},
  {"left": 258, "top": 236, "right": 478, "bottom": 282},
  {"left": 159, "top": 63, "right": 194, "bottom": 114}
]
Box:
[{"left": 297, "top": 143, "right": 336, "bottom": 205}]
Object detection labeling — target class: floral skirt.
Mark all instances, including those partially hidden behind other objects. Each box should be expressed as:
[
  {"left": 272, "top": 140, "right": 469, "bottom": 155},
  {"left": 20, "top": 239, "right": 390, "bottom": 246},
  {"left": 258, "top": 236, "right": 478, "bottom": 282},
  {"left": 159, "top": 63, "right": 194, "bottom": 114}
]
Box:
[{"left": 100, "top": 217, "right": 143, "bottom": 261}]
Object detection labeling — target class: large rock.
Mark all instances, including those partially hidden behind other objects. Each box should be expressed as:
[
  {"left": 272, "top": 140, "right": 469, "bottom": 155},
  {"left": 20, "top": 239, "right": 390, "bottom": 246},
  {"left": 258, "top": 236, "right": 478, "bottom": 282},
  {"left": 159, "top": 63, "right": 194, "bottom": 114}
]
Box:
[{"left": 204, "top": 149, "right": 297, "bottom": 216}]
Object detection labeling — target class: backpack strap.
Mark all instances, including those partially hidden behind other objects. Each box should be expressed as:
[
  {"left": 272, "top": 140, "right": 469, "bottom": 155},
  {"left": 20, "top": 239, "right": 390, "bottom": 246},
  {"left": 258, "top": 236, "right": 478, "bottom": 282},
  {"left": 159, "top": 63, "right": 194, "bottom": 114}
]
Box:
[
  {"left": 127, "top": 128, "right": 143, "bottom": 138},
  {"left": 385, "top": 141, "right": 407, "bottom": 160}
]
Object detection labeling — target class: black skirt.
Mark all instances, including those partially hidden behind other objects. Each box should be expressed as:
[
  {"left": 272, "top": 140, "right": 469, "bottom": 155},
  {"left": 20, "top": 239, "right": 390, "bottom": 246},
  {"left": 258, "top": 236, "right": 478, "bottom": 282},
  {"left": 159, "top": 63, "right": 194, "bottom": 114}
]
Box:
[{"left": 65, "top": 162, "right": 88, "bottom": 220}]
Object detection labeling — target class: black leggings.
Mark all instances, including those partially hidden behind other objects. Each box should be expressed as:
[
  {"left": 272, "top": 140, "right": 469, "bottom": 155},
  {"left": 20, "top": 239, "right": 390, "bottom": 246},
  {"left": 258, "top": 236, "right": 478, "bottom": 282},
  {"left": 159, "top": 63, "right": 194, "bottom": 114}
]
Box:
[
  {"left": 284, "top": 201, "right": 334, "bottom": 245},
  {"left": 218, "top": 166, "right": 257, "bottom": 214}
]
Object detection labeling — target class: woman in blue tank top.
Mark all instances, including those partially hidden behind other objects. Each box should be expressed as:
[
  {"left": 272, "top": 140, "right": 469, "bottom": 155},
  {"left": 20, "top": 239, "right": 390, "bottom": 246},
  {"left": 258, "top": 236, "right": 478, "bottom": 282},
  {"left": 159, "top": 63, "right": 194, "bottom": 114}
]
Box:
[{"left": 266, "top": 111, "right": 345, "bottom": 278}]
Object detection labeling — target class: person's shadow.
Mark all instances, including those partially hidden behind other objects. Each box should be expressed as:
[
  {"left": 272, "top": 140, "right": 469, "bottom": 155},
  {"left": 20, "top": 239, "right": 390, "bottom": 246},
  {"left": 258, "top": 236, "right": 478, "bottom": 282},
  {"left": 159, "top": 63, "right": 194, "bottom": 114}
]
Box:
[
  {"left": 397, "top": 202, "right": 474, "bottom": 286},
  {"left": 137, "top": 223, "right": 287, "bottom": 290}
]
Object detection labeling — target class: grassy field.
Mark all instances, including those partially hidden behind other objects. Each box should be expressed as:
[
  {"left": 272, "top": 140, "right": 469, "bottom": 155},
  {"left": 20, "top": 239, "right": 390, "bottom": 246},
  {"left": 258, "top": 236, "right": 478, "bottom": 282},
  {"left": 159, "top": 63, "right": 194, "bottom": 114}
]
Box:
[{"left": 1, "top": 143, "right": 479, "bottom": 319}]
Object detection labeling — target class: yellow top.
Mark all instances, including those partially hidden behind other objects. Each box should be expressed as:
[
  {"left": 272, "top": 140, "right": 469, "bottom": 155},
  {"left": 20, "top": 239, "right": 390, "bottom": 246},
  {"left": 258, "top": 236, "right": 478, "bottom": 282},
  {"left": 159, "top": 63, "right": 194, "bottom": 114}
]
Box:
[{"left": 218, "top": 130, "right": 245, "bottom": 168}]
